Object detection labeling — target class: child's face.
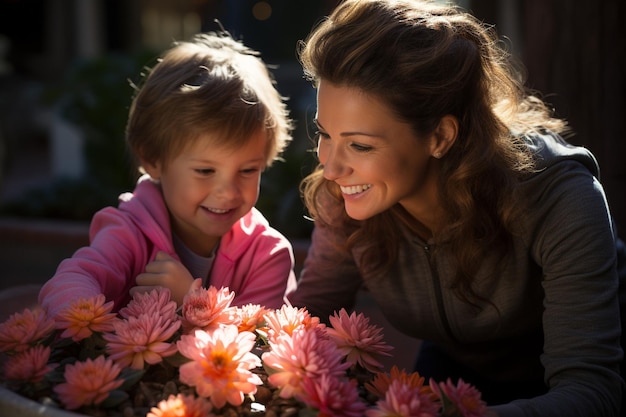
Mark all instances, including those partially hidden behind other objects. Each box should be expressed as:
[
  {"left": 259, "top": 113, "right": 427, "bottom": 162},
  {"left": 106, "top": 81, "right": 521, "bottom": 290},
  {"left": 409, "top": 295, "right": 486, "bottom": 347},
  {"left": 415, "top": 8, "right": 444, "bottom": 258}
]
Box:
[{"left": 145, "top": 130, "right": 268, "bottom": 257}]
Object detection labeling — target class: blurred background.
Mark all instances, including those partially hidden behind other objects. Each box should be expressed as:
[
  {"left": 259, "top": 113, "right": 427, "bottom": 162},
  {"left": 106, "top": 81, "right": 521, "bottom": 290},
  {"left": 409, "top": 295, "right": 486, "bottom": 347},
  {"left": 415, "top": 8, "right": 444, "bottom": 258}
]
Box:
[{"left": 0, "top": 0, "right": 624, "bottom": 282}]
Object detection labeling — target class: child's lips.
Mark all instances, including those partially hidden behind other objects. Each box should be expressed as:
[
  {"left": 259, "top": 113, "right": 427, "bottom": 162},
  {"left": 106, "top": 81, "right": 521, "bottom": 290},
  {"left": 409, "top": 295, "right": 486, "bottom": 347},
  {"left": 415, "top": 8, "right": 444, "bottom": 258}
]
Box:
[{"left": 205, "top": 207, "right": 230, "bottom": 214}]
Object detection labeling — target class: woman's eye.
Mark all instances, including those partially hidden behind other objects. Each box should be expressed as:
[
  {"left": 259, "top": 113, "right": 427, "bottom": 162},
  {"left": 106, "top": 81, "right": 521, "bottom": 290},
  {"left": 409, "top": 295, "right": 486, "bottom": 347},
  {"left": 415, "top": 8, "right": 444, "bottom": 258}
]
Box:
[
  {"left": 316, "top": 130, "right": 330, "bottom": 140},
  {"left": 351, "top": 143, "right": 372, "bottom": 152}
]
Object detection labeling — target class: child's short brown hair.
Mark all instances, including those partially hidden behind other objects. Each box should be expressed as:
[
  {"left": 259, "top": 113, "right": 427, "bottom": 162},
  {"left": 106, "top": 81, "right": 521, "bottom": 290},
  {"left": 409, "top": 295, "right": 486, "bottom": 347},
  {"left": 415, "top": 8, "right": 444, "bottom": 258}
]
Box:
[{"left": 126, "top": 31, "right": 293, "bottom": 170}]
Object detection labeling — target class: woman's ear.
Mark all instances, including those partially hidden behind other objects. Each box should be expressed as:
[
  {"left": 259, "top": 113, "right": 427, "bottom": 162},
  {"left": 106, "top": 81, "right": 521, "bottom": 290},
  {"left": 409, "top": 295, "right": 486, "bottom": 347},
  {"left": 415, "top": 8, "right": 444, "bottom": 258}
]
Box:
[{"left": 431, "top": 115, "right": 458, "bottom": 159}]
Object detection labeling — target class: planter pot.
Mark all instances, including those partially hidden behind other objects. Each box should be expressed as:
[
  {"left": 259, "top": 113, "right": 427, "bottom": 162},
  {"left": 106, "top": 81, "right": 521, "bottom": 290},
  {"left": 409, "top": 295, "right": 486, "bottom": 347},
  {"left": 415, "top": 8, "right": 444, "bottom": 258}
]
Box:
[{"left": 0, "top": 386, "right": 83, "bottom": 417}]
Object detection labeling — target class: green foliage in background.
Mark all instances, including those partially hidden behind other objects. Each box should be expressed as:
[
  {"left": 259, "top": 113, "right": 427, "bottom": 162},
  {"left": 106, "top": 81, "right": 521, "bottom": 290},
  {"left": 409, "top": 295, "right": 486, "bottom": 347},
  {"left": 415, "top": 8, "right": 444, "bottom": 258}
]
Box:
[
  {"left": 47, "top": 51, "right": 156, "bottom": 191},
  {"left": 0, "top": 52, "right": 314, "bottom": 239}
]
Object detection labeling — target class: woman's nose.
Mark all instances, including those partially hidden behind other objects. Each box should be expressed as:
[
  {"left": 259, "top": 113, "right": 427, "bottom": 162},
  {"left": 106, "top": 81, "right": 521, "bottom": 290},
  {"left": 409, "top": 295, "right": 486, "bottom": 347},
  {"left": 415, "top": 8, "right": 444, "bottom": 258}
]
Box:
[{"left": 319, "top": 144, "right": 349, "bottom": 181}]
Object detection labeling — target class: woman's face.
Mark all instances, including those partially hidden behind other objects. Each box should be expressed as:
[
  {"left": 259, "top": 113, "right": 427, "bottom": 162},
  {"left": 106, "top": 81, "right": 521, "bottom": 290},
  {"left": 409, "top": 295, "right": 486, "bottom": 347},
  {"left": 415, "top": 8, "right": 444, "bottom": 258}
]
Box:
[{"left": 315, "top": 80, "right": 439, "bottom": 221}]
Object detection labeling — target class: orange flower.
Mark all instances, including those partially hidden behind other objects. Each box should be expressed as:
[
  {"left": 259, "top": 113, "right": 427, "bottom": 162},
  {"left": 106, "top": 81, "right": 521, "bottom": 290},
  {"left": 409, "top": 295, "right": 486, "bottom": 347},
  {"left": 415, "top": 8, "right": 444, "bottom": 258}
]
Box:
[
  {"left": 234, "top": 303, "right": 270, "bottom": 333},
  {"left": 326, "top": 308, "right": 393, "bottom": 373},
  {"left": 263, "top": 305, "right": 321, "bottom": 343},
  {"left": 54, "top": 355, "right": 123, "bottom": 410},
  {"left": 366, "top": 365, "right": 431, "bottom": 399},
  {"left": 0, "top": 307, "right": 55, "bottom": 353},
  {"left": 103, "top": 313, "right": 181, "bottom": 369},
  {"left": 119, "top": 287, "right": 178, "bottom": 321},
  {"left": 55, "top": 294, "right": 117, "bottom": 342},
  {"left": 2, "top": 344, "right": 56, "bottom": 384},
  {"left": 181, "top": 286, "right": 237, "bottom": 333},
  {"left": 147, "top": 393, "right": 215, "bottom": 417},
  {"left": 177, "top": 325, "right": 262, "bottom": 408}
]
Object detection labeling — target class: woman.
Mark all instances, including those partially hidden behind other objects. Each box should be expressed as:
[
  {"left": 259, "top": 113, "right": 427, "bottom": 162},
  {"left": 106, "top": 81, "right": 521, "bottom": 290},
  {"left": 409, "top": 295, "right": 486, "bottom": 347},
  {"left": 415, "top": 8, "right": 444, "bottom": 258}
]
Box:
[{"left": 287, "top": 0, "right": 623, "bottom": 415}]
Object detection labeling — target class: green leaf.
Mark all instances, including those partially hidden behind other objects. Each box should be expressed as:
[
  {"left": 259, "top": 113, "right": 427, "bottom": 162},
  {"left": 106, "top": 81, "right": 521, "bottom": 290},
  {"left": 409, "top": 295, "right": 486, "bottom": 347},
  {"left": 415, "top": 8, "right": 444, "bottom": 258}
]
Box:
[
  {"left": 99, "top": 389, "right": 128, "bottom": 408},
  {"left": 164, "top": 351, "right": 191, "bottom": 367},
  {"left": 118, "top": 368, "right": 145, "bottom": 391}
]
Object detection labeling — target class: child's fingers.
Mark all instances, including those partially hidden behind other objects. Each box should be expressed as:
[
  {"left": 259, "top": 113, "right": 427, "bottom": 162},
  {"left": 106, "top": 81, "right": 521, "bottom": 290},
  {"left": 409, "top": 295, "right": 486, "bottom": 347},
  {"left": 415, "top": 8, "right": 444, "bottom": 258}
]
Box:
[
  {"left": 154, "top": 251, "right": 174, "bottom": 261},
  {"left": 135, "top": 272, "right": 159, "bottom": 286},
  {"left": 129, "top": 285, "right": 161, "bottom": 297}
]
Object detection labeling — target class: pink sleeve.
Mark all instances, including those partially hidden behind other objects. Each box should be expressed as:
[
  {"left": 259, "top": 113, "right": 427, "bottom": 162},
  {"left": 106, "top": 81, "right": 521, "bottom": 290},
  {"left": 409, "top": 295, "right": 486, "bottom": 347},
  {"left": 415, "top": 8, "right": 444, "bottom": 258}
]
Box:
[
  {"left": 233, "top": 235, "right": 297, "bottom": 310},
  {"left": 38, "top": 207, "right": 151, "bottom": 317},
  {"left": 210, "top": 229, "right": 297, "bottom": 310}
]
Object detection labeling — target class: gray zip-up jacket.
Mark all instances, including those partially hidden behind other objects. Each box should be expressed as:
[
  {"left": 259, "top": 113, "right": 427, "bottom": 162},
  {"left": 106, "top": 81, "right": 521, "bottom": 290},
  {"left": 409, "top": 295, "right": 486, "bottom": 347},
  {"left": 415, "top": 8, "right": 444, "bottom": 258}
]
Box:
[{"left": 288, "top": 132, "right": 623, "bottom": 417}]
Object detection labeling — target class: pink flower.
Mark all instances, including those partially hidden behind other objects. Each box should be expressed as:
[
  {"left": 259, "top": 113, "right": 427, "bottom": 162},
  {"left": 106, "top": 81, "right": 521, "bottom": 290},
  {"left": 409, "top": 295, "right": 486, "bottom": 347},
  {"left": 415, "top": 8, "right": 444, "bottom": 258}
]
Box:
[
  {"left": 326, "top": 308, "right": 393, "bottom": 373},
  {"left": 180, "top": 286, "right": 237, "bottom": 333},
  {"left": 263, "top": 305, "right": 321, "bottom": 343},
  {"left": 54, "top": 355, "right": 124, "bottom": 410},
  {"left": 365, "top": 379, "right": 440, "bottom": 417},
  {"left": 0, "top": 307, "right": 55, "bottom": 353},
  {"left": 55, "top": 294, "right": 117, "bottom": 342},
  {"left": 119, "top": 287, "right": 177, "bottom": 321},
  {"left": 147, "top": 393, "right": 215, "bottom": 417},
  {"left": 262, "top": 327, "right": 350, "bottom": 399},
  {"left": 2, "top": 344, "right": 56, "bottom": 383},
  {"left": 430, "top": 378, "right": 488, "bottom": 417},
  {"left": 177, "top": 325, "right": 262, "bottom": 408},
  {"left": 103, "top": 313, "right": 181, "bottom": 369},
  {"left": 297, "top": 373, "right": 367, "bottom": 417}
]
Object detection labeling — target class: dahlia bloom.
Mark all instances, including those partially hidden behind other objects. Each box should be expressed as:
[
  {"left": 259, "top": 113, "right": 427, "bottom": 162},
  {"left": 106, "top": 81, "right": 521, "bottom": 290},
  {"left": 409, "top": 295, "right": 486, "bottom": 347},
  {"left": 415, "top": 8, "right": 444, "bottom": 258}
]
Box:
[
  {"left": 263, "top": 304, "right": 321, "bottom": 343},
  {"left": 0, "top": 307, "right": 55, "bottom": 353},
  {"left": 365, "top": 379, "right": 440, "bottom": 417},
  {"left": 262, "top": 327, "right": 350, "bottom": 399},
  {"left": 2, "top": 344, "right": 55, "bottom": 383},
  {"left": 366, "top": 366, "right": 432, "bottom": 399},
  {"left": 0, "top": 283, "right": 488, "bottom": 416},
  {"left": 118, "top": 287, "right": 177, "bottom": 321},
  {"left": 177, "top": 325, "right": 262, "bottom": 408},
  {"left": 55, "top": 294, "right": 117, "bottom": 342},
  {"left": 326, "top": 308, "right": 393, "bottom": 373},
  {"left": 430, "top": 378, "right": 488, "bottom": 417},
  {"left": 103, "top": 313, "right": 181, "bottom": 369},
  {"left": 54, "top": 355, "right": 124, "bottom": 410},
  {"left": 180, "top": 286, "right": 237, "bottom": 332},
  {"left": 147, "top": 393, "right": 215, "bottom": 417},
  {"left": 297, "top": 373, "right": 367, "bottom": 417},
  {"left": 234, "top": 303, "right": 270, "bottom": 333}
]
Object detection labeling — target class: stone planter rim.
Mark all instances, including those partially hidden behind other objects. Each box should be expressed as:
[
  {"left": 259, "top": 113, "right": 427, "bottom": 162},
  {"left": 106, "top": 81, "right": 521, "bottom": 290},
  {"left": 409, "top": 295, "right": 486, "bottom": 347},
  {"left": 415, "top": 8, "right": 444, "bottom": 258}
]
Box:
[{"left": 0, "top": 385, "right": 85, "bottom": 417}]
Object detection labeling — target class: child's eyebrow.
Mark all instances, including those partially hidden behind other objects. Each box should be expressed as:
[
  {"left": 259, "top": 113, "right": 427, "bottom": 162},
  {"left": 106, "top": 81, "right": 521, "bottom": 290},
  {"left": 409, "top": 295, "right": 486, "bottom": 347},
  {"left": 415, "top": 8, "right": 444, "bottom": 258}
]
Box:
[{"left": 188, "top": 156, "right": 266, "bottom": 164}]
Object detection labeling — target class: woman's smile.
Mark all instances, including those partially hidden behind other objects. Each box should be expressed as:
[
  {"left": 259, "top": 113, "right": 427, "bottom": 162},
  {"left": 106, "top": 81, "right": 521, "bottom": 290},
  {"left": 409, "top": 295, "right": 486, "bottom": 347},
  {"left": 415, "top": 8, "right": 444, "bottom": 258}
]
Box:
[{"left": 339, "top": 184, "right": 372, "bottom": 195}]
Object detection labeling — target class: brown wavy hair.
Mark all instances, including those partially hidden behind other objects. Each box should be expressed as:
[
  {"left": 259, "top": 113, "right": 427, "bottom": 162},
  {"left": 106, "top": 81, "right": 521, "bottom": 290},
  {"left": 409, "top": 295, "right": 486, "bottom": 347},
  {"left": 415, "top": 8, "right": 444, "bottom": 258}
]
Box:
[{"left": 299, "top": 0, "right": 567, "bottom": 305}]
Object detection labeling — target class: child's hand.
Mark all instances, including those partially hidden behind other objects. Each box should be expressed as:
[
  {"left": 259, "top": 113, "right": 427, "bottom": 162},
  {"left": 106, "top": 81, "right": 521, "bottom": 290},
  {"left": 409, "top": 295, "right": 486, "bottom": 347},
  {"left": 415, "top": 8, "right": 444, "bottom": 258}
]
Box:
[{"left": 131, "top": 251, "right": 195, "bottom": 305}]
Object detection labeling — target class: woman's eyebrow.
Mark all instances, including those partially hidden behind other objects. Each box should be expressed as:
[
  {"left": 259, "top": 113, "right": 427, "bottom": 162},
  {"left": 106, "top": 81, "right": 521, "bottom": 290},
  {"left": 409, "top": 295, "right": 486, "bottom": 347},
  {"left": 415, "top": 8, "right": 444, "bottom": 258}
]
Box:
[{"left": 314, "top": 119, "right": 385, "bottom": 139}]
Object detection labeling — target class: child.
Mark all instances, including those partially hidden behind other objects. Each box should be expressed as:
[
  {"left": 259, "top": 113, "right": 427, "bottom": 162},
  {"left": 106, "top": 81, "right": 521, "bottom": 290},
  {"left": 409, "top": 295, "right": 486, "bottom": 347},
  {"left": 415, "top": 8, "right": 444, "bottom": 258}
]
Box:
[{"left": 38, "top": 31, "right": 296, "bottom": 316}]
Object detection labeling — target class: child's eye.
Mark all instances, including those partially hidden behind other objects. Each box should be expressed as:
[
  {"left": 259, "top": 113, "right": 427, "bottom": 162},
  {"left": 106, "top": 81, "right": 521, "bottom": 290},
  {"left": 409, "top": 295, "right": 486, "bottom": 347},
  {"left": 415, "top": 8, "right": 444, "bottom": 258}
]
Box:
[
  {"left": 241, "top": 168, "right": 260, "bottom": 175},
  {"left": 194, "top": 168, "right": 214, "bottom": 175}
]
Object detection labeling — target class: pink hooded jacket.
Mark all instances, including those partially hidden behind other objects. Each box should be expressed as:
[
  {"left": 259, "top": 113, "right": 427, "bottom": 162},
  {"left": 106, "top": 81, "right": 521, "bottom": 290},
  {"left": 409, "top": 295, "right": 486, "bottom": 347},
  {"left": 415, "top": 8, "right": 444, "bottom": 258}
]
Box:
[{"left": 38, "top": 176, "right": 297, "bottom": 316}]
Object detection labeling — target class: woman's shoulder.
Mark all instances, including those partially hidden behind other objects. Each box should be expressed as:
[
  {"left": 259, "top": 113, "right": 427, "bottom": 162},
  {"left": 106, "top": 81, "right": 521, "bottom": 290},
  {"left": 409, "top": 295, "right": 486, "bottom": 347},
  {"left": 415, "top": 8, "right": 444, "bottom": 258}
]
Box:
[{"left": 523, "top": 131, "right": 599, "bottom": 178}]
